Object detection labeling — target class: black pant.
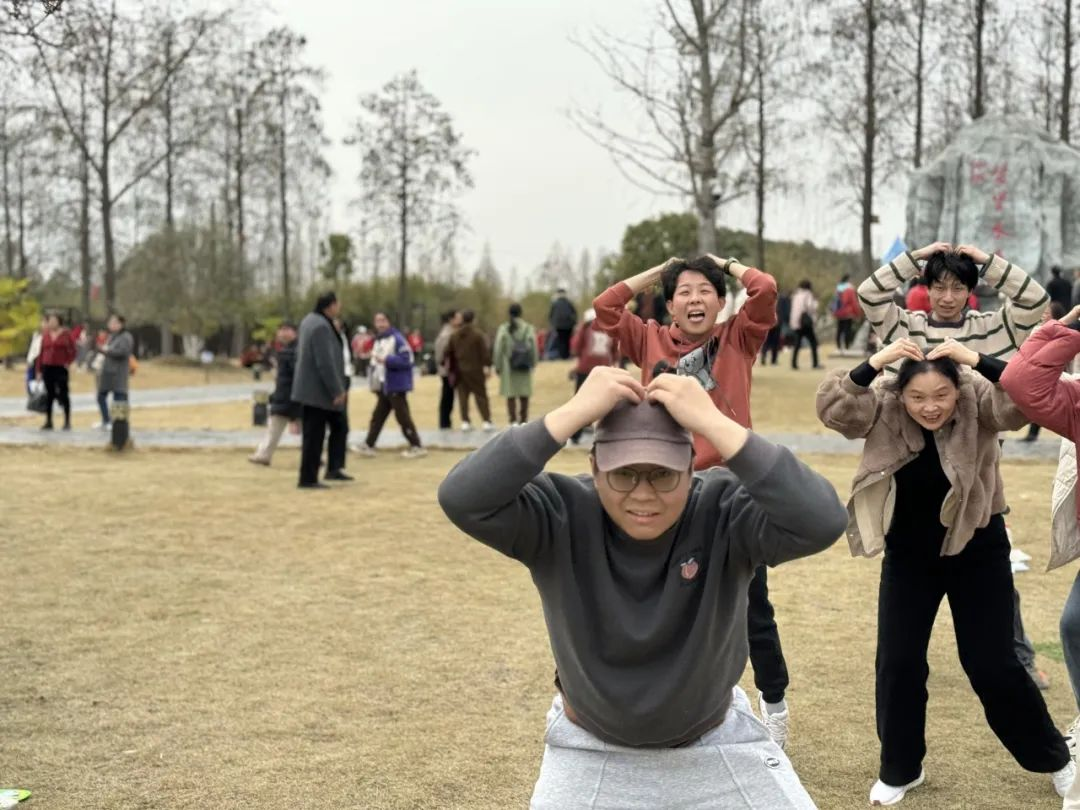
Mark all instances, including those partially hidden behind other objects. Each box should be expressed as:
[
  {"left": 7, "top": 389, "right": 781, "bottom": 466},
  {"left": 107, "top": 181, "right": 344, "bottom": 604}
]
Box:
[
  {"left": 571, "top": 372, "right": 589, "bottom": 443},
  {"left": 554, "top": 328, "right": 573, "bottom": 360},
  {"left": 365, "top": 392, "right": 421, "bottom": 449},
  {"left": 41, "top": 365, "right": 70, "bottom": 427},
  {"left": 836, "top": 318, "right": 855, "bottom": 350},
  {"left": 299, "top": 405, "right": 348, "bottom": 485},
  {"left": 875, "top": 515, "right": 1068, "bottom": 785},
  {"left": 507, "top": 396, "right": 529, "bottom": 423},
  {"left": 439, "top": 376, "right": 455, "bottom": 429},
  {"left": 791, "top": 325, "right": 819, "bottom": 369},
  {"left": 760, "top": 327, "right": 781, "bottom": 365},
  {"left": 748, "top": 565, "right": 789, "bottom": 705}
]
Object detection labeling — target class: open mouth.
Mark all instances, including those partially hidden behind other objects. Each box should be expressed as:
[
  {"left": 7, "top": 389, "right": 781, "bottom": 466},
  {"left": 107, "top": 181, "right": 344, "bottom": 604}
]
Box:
[{"left": 687, "top": 310, "right": 707, "bottom": 326}]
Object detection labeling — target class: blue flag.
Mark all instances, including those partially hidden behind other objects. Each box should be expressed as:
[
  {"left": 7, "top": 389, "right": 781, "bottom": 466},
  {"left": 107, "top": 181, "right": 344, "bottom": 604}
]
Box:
[{"left": 881, "top": 237, "right": 907, "bottom": 266}]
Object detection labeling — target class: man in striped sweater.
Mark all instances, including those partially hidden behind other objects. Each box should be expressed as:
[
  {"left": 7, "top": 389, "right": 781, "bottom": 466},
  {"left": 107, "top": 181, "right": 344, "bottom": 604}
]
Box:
[
  {"left": 858, "top": 239, "right": 1052, "bottom": 692},
  {"left": 858, "top": 240, "right": 1048, "bottom": 368}
]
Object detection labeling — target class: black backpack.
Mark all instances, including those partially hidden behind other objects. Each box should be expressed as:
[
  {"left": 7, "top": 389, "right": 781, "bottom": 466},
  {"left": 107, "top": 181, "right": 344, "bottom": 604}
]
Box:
[{"left": 509, "top": 329, "right": 535, "bottom": 371}]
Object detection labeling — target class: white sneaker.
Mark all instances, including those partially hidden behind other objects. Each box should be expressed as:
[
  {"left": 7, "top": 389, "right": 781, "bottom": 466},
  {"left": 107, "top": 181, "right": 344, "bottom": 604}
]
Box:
[
  {"left": 757, "top": 692, "right": 789, "bottom": 750},
  {"left": 460, "top": 421, "right": 473, "bottom": 433},
  {"left": 869, "top": 771, "right": 924, "bottom": 806},
  {"left": 482, "top": 421, "right": 495, "bottom": 432},
  {"left": 92, "top": 421, "right": 110, "bottom": 431},
  {"left": 1053, "top": 761, "right": 1076, "bottom": 797},
  {"left": 353, "top": 444, "right": 376, "bottom": 458},
  {"left": 401, "top": 446, "right": 428, "bottom": 459}
]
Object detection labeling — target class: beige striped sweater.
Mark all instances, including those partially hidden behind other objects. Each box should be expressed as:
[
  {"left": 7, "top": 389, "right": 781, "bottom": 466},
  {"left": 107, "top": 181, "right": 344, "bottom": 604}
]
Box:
[{"left": 857, "top": 251, "right": 1049, "bottom": 370}]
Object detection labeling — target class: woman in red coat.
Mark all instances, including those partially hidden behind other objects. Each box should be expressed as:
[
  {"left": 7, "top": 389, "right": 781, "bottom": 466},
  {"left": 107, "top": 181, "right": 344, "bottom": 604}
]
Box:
[{"left": 35, "top": 312, "right": 77, "bottom": 430}]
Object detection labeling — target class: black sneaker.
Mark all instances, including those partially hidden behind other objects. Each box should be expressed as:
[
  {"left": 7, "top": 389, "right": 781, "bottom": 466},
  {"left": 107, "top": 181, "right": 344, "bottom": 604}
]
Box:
[
  {"left": 298, "top": 482, "right": 330, "bottom": 490},
  {"left": 325, "top": 470, "right": 354, "bottom": 482},
  {"left": 40, "top": 423, "right": 53, "bottom": 431}
]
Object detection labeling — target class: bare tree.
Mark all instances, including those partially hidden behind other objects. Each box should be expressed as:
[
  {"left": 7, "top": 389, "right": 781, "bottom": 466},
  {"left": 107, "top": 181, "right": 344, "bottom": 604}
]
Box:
[
  {"left": 1065, "top": 0, "right": 1074, "bottom": 142},
  {"left": 349, "top": 70, "right": 474, "bottom": 324},
  {"left": 573, "top": 0, "right": 755, "bottom": 254},
  {"left": 15, "top": 0, "right": 213, "bottom": 311}
]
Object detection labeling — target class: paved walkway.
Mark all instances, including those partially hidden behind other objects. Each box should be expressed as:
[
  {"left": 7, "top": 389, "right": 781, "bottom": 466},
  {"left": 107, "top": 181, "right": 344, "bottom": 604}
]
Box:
[
  {"left": 0, "top": 383, "right": 259, "bottom": 419},
  {"left": 0, "top": 423, "right": 1063, "bottom": 459}
]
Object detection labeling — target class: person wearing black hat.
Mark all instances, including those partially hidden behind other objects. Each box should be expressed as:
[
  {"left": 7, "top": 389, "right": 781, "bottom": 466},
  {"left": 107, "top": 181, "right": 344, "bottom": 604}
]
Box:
[{"left": 292, "top": 292, "right": 351, "bottom": 488}]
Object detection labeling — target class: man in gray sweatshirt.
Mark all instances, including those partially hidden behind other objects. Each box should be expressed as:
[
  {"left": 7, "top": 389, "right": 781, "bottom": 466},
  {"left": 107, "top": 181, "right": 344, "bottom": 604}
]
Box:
[{"left": 438, "top": 367, "right": 848, "bottom": 809}]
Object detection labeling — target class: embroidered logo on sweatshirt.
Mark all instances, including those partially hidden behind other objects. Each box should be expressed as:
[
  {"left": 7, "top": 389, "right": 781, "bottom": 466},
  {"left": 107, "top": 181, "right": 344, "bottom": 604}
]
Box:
[{"left": 679, "top": 556, "right": 700, "bottom": 582}]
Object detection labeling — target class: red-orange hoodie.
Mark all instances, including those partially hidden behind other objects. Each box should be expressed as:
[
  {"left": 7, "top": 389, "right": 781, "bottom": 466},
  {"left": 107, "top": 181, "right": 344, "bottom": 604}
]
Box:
[{"left": 592, "top": 268, "right": 777, "bottom": 469}]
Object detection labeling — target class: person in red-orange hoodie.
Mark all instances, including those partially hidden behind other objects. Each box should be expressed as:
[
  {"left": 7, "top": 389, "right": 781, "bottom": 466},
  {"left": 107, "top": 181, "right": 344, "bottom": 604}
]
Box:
[
  {"left": 593, "top": 253, "right": 796, "bottom": 749},
  {"left": 35, "top": 311, "right": 77, "bottom": 430}
]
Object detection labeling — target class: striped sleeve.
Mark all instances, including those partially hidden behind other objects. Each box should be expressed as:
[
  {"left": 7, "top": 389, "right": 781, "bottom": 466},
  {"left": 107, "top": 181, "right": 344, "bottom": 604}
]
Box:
[
  {"left": 980, "top": 255, "right": 1049, "bottom": 345},
  {"left": 857, "top": 251, "right": 921, "bottom": 345}
]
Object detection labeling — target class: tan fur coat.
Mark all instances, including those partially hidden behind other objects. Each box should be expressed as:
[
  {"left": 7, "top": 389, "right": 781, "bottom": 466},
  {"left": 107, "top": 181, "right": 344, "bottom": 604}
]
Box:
[{"left": 816, "top": 368, "right": 1027, "bottom": 558}]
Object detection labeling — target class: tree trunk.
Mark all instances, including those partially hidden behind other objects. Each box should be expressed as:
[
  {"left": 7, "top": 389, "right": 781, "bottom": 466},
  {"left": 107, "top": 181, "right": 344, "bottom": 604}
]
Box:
[
  {"left": 2, "top": 105, "right": 12, "bottom": 278},
  {"left": 397, "top": 157, "right": 409, "bottom": 325},
  {"left": 164, "top": 28, "right": 175, "bottom": 230},
  {"left": 235, "top": 105, "right": 245, "bottom": 281},
  {"left": 16, "top": 147, "right": 25, "bottom": 278},
  {"left": 914, "top": 0, "right": 926, "bottom": 168},
  {"left": 754, "top": 17, "right": 766, "bottom": 272},
  {"left": 77, "top": 71, "right": 91, "bottom": 319},
  {"left": 862, "top": 0, "right": 876, "bottom": 276},
  {"left": 278, "top": 89, "right": 291, "bottom": 318},
  {"left": 693, "top": 0, "right": 718, "bottom": 255},
  {"left": 1064, "top": 0, "right": 1074, "bottom": 142},
  {"left": 973, "top": 0, "right": 986, "bottom": 119}
]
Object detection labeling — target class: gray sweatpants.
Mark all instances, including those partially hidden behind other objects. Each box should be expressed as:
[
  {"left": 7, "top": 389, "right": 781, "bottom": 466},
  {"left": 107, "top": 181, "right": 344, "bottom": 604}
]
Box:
[{"left": 530, "top": 687, "right": 817, "bottom": 809}]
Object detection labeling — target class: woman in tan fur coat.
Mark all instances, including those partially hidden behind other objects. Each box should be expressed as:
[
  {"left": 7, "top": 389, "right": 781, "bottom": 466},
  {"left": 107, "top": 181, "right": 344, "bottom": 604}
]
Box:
[{"left": 816, "top": 337, "right": 1072, "bottom": 807}]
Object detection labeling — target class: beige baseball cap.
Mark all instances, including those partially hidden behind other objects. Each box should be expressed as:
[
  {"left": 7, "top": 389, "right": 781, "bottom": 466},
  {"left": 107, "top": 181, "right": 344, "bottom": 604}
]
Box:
[{"left": 592, "top": 400, "right": 693, "bottom": 472}]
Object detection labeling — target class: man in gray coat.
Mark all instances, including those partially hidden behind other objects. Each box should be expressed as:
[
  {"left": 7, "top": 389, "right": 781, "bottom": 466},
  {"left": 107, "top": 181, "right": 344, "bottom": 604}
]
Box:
[
  {"left": 93, "top": 314, "right": 134, "bottom": 430},
  {"left": 292, "top": 292, "right": 350, "bottom": 488}
]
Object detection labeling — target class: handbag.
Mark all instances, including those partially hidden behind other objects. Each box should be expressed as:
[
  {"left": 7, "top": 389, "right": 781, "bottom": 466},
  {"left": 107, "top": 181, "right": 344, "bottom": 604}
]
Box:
[{"left": 26, "top": 379, "right": 48, "bottom": 414}]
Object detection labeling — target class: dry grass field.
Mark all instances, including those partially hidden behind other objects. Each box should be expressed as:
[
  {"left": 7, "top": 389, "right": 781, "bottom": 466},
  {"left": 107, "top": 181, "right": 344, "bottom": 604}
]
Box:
[
  {"left": 1, "top": 445, "right": 1076, "bottom": 809},
  {"left": 0, "top": 360, "right": 251, "bottom": 399}
]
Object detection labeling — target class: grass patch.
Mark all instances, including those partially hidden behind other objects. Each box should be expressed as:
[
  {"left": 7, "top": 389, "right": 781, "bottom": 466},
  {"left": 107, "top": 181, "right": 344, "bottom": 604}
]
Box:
[{"left": 0, "top": 446, "right": 1074, "bottom": 808}]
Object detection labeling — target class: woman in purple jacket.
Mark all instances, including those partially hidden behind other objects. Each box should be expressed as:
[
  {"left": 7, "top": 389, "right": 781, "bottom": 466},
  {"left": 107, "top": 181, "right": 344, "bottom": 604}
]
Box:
[{"left": 355, "top": 312, "right": 427, "bottom": 459}]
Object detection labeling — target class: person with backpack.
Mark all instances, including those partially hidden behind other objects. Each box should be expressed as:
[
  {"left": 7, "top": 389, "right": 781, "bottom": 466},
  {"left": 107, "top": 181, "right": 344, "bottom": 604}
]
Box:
[
  {"left": 493, "top": 303, "right": 539, "bottom": 426},
  {"left": 789, "top": 280, "right": 820, "bottom": 370},
  {"left": 831, "top": 273, "right": 860, "bottom": 351},
  {"left": 549, "top": 287, "right": 578, "bottom": 360}
]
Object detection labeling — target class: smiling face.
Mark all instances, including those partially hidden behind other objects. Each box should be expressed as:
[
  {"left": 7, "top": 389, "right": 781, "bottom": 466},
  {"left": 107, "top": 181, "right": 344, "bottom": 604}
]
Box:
[
  {"left": 666, "top": 270, "right": 722, "bottom": 339},
  {"left": 928, "top": 272, "right": 970, "bottom": 322},
  {"left": 591, "top": 458, "right": 692, "bottom": 541},
  {"left": 901, "top": 369, "right": 959, "bottom": 430}
]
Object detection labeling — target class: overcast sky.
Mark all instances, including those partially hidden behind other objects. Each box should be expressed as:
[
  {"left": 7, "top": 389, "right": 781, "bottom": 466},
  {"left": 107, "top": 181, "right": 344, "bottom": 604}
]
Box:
[{"left": 270, "top": 0, "right": 907, "bottom": 283}]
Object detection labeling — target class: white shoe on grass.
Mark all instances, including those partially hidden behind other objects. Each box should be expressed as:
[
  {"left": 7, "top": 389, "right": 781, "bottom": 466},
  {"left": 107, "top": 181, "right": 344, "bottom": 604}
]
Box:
[
  {"left": 353, "top": 445, "right": 376, "bottom": 458},
  {"left": 1053, "top": 761, "right": 1076, "bottom": 797},
  {"left": 757, "top": 692, "right": 789, "bottom": 750},
  {"left": 482, "top": 421, "right": 495, "bottom": 432},
  {"left": 401, "top": 446, "right": 427, "bottom": 459},
  {"left": 869, "top": 770, "right": 924, "bottom": 806},
  {"left": 460, "top": 421, "right": 473, "bottom": 433}
]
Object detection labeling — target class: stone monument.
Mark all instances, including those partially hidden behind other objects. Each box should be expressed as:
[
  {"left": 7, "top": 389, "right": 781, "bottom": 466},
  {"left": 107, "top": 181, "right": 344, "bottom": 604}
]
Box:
[{"left": 906, "top": 115, "right": 1080, "bottom": 283}]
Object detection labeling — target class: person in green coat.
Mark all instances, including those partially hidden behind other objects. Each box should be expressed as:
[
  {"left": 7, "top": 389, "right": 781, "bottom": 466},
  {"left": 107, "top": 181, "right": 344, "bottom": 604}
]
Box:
[{"left": 493, "top": 303, "right": 539, "bottom": 425}]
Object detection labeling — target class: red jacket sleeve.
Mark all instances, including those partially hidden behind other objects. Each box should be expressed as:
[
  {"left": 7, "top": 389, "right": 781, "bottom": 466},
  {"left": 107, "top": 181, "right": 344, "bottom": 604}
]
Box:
[
  {"left": 592, "top": 282, "right": 648, "bottom": 366},
  {"left": 1000, "top": 321, "right": 1080, "bottom": 440},
  {"left": 727, "top": 268, "right": 778, "bottom": 356}
]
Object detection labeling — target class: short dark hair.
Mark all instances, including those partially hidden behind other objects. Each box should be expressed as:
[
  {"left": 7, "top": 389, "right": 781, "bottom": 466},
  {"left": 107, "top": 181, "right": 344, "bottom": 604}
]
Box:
[
  {"left": 440, "top": 309, "right": 458, "bottom": 324},
  {"left": 110, "top": 312, "right": 126, "bottom": 326},
  {"left": 315, "top": 291, "right": 337, "bottom": 312},
  {"left": 839, "top": 273, "right": 850, "bottom": 283},
  {"left": 508, "top": 302, "right": 523, "bottom": 319},
  {"left": 889, "top": 356, "right": 961, "bottom": 394},
  {"left": 798, "top": 279, "right": 812, "bottom": 291},
  {"left": 47, "top": 311, "right": 64, "bottom": 326},
  {"left": 923, "top": 252, "right": 978, "bottom": 291},
  {"left": 660, "top": 255, "right": 726, "bottom": 302},
  {"left": 279, "top": 321, "right": 297, "bottom": 331},
  {"left": 1052, "top": 265, "right": 1063, "bottom": 277},
  {"left": 462, "top": 309, "right": 476, "bottom": 324}
]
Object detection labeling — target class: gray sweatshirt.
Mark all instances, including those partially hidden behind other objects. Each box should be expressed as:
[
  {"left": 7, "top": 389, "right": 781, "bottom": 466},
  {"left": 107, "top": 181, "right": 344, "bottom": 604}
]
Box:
[{"left": 438, "top": 421, "right": 848, "bottom": 748}]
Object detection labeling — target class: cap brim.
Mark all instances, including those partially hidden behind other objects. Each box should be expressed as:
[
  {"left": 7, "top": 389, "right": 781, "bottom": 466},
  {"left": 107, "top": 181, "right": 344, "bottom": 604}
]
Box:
[{"left": 593, "top": 438, "right": 692, "bottom": 473}]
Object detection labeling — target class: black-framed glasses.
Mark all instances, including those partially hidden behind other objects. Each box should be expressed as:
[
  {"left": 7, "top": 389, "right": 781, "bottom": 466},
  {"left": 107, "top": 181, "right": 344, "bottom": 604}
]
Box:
[{"left": 606, "top": 467, "right": 683, "bottom": 493}]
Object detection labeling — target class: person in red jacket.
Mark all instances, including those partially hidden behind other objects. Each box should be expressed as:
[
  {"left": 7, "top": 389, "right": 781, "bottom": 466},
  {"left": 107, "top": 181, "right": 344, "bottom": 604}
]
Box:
[
  {"left": 905, "top": 277, "right": 932, "bottom": 313},
  {"left": 832, "top": 273, "right": 861, "bottom": 351},
  {"left": 593, "top": 253, "right": 795, "bottom": 749},
  {"left": 35, "top": 311, "right": 77, "bottom": 430},
  {"left": 568, "top": 308, "right": 619, "bottom": 444}
]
